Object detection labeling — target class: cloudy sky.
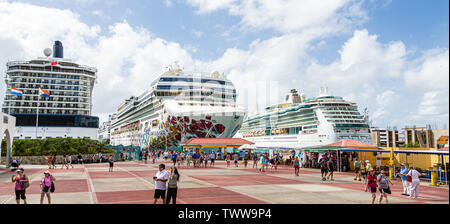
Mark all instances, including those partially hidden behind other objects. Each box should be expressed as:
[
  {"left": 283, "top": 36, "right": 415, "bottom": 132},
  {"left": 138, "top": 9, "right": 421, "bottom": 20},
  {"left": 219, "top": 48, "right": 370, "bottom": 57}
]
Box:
[{"left": 0, "top": 0, "right": 448, "bottom": 129}]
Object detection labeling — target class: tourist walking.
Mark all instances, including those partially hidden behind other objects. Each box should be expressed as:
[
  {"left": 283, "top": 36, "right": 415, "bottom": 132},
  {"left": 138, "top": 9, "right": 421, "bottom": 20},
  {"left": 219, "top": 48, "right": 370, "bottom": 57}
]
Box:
[
  {"left": 252, "top": 153, "right": 258, "bottom": 169},
  {"left": 204, "top": 154, "right": 208, "bottom": 167},
  {"left": 226, "top": 154, "right": 231, "bottom": 167},
  {"left": 354, "top": 159, "right": 361, "bottom": 181},
  {"left": 48, "top": 154, "right": 53, "bottom": 169},
  {"left": 166, "top": 167, "right": 180, "bottom": 204},
  {"left": 327, "top": 158, "right": 335, "bottom": 181},
  {"left": 153, "top": 164, "right": 169, "bottom": 204},
  {"left": 233, "top": 153, "right": 239, "bottom": 167},
  {"left": 12, "top": 168, "right": 29, "bottom": 204},
  {"left": 399, "top": 164, "right": 410, "bottom": 196},
  {"left": 51, "top": 153, "right": 56, "bottom": 169},
  {"left": 77, "top": 153, "right": 83, "bottom": 164},
  {"left": 294, "top": 156, "right": 300, "bottom": 176},
  {"left": 360, "top": 160, "right": 367, "bottom": 183},
  {"left": 244, "top": 153, "right": 249, "bottom": 168},
  {"left": 67, "top": 154, "right": 74, "bottom": 169},
  {"left": 377, "top": 170, "right": 393, "bottom": 204},
  {"left": 40, "top": 170, "right": 56, "bottom": 204},
  {"left": 61, "top": 154, "right": 68, "bottom": 169},
  {"left": 171, "top": 152, "right": 177, "bottom": 167},
  {"left": 319, "top": 157, "right": 328, "bottom": 181},
  {"left": 365, "top": 168, "right": 377, "bottom": 204},
  {"left": 407, "top": 166, "right": 421, "bottom": 199},
  {"left": 259, "top": 154, "right": 265, "bottom": 172},
  {"left": 164, "top": 151, "right": 169, "bottom": 161},
  {"left": 210, "top": 152, "right": 215, "bottom": 167},
  {"left": 186, "top": 153, "right": 191, "bottom": 167},
  {"left": 108, "top": 155, "right": 114, "bottom": 172}
]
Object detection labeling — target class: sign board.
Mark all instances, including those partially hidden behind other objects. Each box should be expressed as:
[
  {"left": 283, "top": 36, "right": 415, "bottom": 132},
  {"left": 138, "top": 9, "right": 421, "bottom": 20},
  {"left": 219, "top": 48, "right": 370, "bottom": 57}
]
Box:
[{"left": 150, "top": 129, "right": 168, "bottom": 137}]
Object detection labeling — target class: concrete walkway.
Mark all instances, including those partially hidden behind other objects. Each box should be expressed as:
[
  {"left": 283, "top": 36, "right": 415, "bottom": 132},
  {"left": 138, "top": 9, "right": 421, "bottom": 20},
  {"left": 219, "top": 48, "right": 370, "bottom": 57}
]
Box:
[{"left": 0, "top": 160, "right": 448, "bottom": 204}]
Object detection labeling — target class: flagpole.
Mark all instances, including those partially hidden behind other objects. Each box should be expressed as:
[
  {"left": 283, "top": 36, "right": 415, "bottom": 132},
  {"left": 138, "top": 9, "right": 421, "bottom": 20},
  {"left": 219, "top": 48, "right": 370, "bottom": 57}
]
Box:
[{"left": 36, "top": 93, "right": 40, "bottom": 138}]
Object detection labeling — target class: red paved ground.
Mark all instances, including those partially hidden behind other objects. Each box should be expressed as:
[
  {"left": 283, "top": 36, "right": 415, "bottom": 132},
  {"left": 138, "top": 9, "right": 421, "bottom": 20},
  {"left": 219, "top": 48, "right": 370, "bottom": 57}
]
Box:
[
  {"left": 190, "top": 174, "right": 308, "bottom": 186},
  {"left": 1, "top": 161, "right": 448, "bottom": 204},
  {"left": 87, "top": 171, "right": 135, "bottom": 179}
]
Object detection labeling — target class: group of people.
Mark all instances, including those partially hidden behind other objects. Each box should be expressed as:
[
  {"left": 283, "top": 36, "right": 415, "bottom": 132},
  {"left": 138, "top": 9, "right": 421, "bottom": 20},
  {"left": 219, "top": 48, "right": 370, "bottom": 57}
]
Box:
[
  {"left": 11, "top": 168, "right": 56, "bottom": 204},
  {"left": 364, "top": 164, "right": 421, "bottom": 204},
  {"left": 153, "top": 164, "right": 180, "bottom": 204}
]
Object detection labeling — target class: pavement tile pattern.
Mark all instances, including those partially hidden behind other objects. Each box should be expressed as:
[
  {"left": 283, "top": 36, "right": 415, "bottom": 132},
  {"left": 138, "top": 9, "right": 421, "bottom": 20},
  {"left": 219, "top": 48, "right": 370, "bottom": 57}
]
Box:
[{"left": 0, "top": 160, "right": 448, "bottom": 204}]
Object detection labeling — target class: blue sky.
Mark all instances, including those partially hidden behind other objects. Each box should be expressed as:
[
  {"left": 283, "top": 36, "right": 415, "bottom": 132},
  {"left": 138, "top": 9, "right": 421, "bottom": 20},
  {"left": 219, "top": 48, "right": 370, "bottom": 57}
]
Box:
[{"left": 0, "top": 0, "right": 448, "bottom": 129}]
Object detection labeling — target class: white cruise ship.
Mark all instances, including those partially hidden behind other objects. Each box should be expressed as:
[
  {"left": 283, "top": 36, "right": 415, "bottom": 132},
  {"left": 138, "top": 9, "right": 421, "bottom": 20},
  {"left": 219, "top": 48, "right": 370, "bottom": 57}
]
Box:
[
  {"left": 235, "top": 88, "right": 372, "bottom": 149},
  {"left": 109, "top": 63, "right": 246, "bottom": 150},
  {"left": 2, "top": 41, "right": 99, "bottom": 139}
]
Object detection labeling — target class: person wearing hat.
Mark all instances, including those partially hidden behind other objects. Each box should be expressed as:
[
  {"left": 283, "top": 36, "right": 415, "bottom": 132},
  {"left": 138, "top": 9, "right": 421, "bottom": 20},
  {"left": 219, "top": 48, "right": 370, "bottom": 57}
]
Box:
[
  {"left": 399, "top": 164, "right": 410, "bottom": 196},
  {"left": 365, "top": 168, "right": 378, "bottom": 204},
  {"left": 407, "top": 166, "right": 420, "bottom": 199},
  {"left": 40, "top": 170, "right": 56, "bottom": 204},
  {"left": 11, "top": 168, "right": 29, "bottom": 204}
]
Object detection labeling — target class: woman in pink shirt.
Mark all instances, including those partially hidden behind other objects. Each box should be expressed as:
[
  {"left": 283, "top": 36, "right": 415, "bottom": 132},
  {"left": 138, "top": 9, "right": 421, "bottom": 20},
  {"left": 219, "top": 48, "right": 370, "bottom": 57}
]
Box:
[{"left": 40, "top": 170, "right": 56, "bottom": 204}]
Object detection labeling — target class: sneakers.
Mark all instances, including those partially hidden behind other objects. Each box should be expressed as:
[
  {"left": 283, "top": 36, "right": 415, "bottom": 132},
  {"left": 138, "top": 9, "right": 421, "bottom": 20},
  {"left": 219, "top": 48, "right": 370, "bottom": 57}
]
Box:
[
  {"left": 354, "top": 178, "right": 357, "bottom": 180},
  {"left": 322, "top": 177, "right": 326, "bottom": 181}
]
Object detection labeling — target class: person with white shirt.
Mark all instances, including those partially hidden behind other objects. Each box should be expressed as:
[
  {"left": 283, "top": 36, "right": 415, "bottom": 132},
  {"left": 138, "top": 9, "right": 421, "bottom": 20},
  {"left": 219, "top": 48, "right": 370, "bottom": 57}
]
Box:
[
  {"left": 407, "top": 166, "right": 421, "bottom": 199},
  {"left": 153, "top": 164, "right": 169, "bottom": 204}
]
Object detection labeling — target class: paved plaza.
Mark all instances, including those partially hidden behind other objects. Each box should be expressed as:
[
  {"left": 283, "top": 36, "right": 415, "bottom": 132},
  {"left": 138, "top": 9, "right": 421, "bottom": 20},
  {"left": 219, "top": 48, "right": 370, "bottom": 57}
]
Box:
[{"left": 0, "top": 160, "right": 448, "bottom": 204}]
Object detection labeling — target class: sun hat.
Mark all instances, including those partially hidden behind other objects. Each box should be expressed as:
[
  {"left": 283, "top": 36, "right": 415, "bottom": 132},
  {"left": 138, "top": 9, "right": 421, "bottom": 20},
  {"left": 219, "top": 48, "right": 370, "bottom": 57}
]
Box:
[
  {"left": 365, "top": 160, "right": 370, "bottom": 162},
  {"left": 368, "top": 168, "right": 374, "bottom": 171},
  {"left": 16, "top": 169, "right": 23, "bottom": 173},
  {"left": 44, "top": 170, "right": 51, "bottom": 175},
  {"left": 409, "top": 166, "right": 413, "bottom": 169}
]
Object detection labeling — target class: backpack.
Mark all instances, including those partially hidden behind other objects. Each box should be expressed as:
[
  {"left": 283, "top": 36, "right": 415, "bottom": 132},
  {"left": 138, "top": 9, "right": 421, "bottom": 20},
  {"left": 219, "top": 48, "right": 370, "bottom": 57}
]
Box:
[{"left": 22, "top": 175, "right": 30, "bottom": 189}]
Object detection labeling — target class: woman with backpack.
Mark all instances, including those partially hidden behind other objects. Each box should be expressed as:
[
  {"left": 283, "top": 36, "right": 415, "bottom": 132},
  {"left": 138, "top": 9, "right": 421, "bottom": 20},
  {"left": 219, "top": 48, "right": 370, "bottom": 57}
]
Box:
[
  {"left": 377, "top": 170, "right": 393, "bottom": 204},
  {"left": 12, "top": 168, "right": 29, "bottom": 204},
  {"left": 40, "top": 170, "right": 56, "bottom": 204},
  {"left": 365, "top": 168, "right": 378, "bottom": 204}
]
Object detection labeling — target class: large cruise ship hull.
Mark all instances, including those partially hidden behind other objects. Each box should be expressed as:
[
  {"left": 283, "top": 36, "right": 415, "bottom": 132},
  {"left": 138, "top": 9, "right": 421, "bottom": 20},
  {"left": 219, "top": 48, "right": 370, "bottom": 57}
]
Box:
[
  {"left": 237, "top": 133, "right": 373, "bottom": 149},
  {"left": 112, "top": 100, "right": 246, "bottom": 150}
]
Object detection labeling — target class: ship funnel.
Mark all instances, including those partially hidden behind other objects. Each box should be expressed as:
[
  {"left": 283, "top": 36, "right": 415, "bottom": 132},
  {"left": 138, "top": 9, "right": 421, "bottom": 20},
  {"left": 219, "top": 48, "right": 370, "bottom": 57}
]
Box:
[{"left": 53, "top": 41, "right": 63, "bottom": 58}]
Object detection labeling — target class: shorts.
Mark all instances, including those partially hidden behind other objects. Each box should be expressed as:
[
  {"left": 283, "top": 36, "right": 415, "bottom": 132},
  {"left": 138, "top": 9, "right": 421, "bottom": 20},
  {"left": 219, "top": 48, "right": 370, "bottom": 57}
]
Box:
[
  {"left": 234, "top": 160, "right": 238, "bottom": 164},
  {"left": 379, "top": 187, "right": 391, "bottom": 194},
  {"left": 211, "top": 159, "right": 214, "bottom": 163},
  {"left": 15, "top": 190, "right": 26, "bottom": 200},
  {"left": 154, "top": 189, "right": 166, "bottom": 199},
  {"left": 321, "top": 167, "right": 328, "bottom": 174},
  {"left": 369, "top": 187, "right": 377, "bottom": 193},
  {"left": 41, "top": 185, "right": 51, "bottom": 194},
  {"left": 355, "top": 167, "right": 360, "bottom": 173},
  {"left": 109, "top": 162, "right": 114, "bottom": 167},
  {"left": 294, "top": 165, "right": 299, "bottom": 168},
  {"left": 328, "top": 168, "right": 334, "bottom": 173}
]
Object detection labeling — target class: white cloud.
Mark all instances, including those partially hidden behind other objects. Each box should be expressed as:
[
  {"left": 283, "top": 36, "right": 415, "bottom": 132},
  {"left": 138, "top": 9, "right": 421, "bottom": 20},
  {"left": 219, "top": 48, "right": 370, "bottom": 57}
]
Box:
[
  {"left": 187, "top": 0, "right": 367, "bottom": 34},
  {"left": 0, "top": 2, "right": 195, "bottom": 122},
  {"left": 404, "top": 49, "right": 449, "bottom": 90},
  {"left": 192, "top": 29, "right": 203, "bottom": 38},
  {"left": 164, "top": 0, "right": 173, "bottom": 7}
]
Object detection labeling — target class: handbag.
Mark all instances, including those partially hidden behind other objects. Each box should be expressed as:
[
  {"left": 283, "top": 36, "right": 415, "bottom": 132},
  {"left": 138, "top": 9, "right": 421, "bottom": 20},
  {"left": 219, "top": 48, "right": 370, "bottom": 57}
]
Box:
[
  {"left": 406, "top": 171, "right": 412, "bottom": 182},
  {"left": 22, "top": 175, "right": 30, "bottom": 189},
  {"left": 50, "top": 181, "right": 55, "bottom": 193}
]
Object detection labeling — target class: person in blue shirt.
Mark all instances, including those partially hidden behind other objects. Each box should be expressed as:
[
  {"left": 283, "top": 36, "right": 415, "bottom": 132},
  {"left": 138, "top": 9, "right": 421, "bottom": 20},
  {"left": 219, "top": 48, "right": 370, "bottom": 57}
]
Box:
[
  {"left": 171, "top": 153, "right": 177, "bottom": 167},
  {"left": 399, "top": 164, "right": 410, "bottom": 196}
]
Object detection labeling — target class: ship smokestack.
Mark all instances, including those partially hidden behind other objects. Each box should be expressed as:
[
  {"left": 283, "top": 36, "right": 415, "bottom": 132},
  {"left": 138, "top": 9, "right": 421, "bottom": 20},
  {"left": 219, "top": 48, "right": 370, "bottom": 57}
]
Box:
[{"left": 53, "top": 41, "right": 63, "bottom": 58}]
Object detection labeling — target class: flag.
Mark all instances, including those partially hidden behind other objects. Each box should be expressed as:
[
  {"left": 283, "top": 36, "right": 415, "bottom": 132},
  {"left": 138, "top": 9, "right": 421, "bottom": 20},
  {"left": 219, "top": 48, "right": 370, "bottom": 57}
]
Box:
[
  {"left": 50, "top": 59, "right": 58, "bottom": 66},
  {"left": 39, "top": 88, "right": 50, "bottom": 98},
  {"left": 10, "top": 87, "right": 23, "bottom": 96}
]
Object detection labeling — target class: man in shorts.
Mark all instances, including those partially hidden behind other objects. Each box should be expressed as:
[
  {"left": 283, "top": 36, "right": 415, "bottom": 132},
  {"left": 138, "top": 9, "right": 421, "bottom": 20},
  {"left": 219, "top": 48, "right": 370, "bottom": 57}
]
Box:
[
  {"left": 354, "top": 159, "right": 361, "bottom": 181},
  {"left": 153, "top": 164, "right": 169, "bottom": 204},
  {"left": 210, "top": 152, "right": 215, "bottom": 167},
  {"left": 319, "top": 157, "right": 328, "bottom": 181},
  {"left": 233, "top": 153, "right": 239, "bottom": 167}
]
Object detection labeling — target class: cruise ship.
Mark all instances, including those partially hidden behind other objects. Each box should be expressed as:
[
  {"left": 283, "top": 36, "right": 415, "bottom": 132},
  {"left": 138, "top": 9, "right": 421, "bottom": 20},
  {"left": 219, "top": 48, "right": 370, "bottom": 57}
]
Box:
[
  {"left": 109, "top": 63, "right": 246, "bottom": 150},
  {"left": 2, "top": 41, "right": 99, "bottom": 139},
  {"left": 235, "top": 88, "right": 372, "bottom": 149}
]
